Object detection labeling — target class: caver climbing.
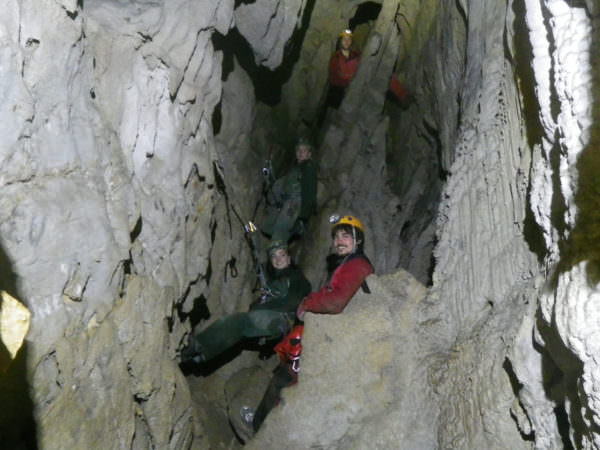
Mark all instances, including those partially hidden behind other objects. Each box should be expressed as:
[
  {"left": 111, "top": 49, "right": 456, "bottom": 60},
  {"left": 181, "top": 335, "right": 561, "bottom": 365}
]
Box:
[{"left": 261, "top": 136, "right": 318, "bottom": 244}]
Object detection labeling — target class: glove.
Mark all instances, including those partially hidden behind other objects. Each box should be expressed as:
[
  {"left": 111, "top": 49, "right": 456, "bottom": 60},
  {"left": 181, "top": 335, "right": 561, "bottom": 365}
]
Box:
[{"left": 296, "top": 301, "right": 306, "bottom": 321}]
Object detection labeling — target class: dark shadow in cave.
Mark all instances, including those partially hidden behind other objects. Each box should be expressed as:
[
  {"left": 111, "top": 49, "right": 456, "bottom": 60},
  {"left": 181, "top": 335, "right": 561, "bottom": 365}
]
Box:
[
  {"left": 0, "top": 242, "right": 38, "bottom": 449},
  {"left": 212, "top": 99, "right": 222, "bottom": 136},
  {"left": 510, "top": 0, "right": 548, "bottom": 266},
  {"left": 182, "top": 294, "right": 211, "bottom": 331},
  {"left": 0, "top": 347, "right": 38, "bottom": 450},
  {"left": 212, "top": 0, "right": 317, "bottom": 106},
  {"left": 385, "top": 99, "right": 443, "bottom": 285},
  {"left": 503, "top": 357, "right": 535, "bottom": 441},
  {"left": 179, "top": 342, "right": 244, "bottom": 377},
  {"left": 348, "top": 2, "right": 382, "bottom": 32},
  {"left": 234, "top": 0, "right": 257, "bottom": 6},
  {"left": 555, "top": 3, "right": 600, "bottom": 284},
  {"left": 421, "top": 118, "right": 449, "bottom": 182},
  {"left": 535, "top": 311, "right": 585, "bottom": 449}
]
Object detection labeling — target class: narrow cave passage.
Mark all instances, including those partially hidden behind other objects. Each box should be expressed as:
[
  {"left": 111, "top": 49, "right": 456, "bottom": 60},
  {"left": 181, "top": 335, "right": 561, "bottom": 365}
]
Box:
[
  {"left": 182, "top": 1, "right": 446, "bottom": 446},
  {"left": 1, "top": 0, "right": 596, "bottom": 448},
  {"left": 215, "top": 0, "right": 441, "bottom": 284}
]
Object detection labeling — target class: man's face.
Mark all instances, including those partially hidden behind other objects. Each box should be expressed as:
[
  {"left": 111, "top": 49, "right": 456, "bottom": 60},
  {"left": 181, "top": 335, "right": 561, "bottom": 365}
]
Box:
[
  {"left": 296, "top": 144, "right": 312, "bottom": 162},
  {"left": 340, "top": 35, "right": 353, "bottom": 51},
  {"left": 270, "top": 248, "right": 290, "bottom": 269},
  {"left": 332, "top": 229, "right": 356, "bottom": 256}
]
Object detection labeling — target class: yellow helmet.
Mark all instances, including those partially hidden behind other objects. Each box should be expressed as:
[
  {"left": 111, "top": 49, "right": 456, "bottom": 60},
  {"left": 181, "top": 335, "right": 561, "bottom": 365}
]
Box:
[
  {"left": 339, "top": 29, "right": 353, "bottom": 38},
  {"left": 329, "top": 214, "right": 365, "bottom": 233}
]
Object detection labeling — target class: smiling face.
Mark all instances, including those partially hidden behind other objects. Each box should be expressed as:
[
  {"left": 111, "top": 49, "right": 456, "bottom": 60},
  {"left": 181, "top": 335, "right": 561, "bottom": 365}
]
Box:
[
  {"left": 340, "top": 35, "right": 353, "bottom": 51},
  {"left": 270, "top": 248, "right": 291, "bottom": 270},
  {"left": 295, "top": 144, "right": 312, "bottom": 162},
  {"left": 332, "top": 229, "right": 357, "bottom": 256}
]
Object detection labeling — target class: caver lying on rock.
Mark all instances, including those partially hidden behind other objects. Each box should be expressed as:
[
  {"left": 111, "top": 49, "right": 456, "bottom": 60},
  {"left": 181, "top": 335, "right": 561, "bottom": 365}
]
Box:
[{"left": 180, "top": 240, "right": 311, "bottom": 364}]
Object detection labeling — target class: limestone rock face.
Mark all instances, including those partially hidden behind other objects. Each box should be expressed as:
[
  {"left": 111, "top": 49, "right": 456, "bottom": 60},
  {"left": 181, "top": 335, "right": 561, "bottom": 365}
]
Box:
[
  {"left": 508, "top": 2, "right": 598, "bottom": 448},
  {"left": 538, "top": 265, "right": 600, "bottom": 448},
  {"left": 250, "top": 0, "right": 598, "bottom": 448},
  {"left": 234, "top": 0, "right": 307, "bottom": 70},
  {"left": 32, "top": 276, "right": 194, "bottom": 450},
  {"left": 247, "top": 270, "right": 429, "bottom": 449},
  {"left": 0, "top": 0, "right": 307, "bottom": 445},
  {"left": 0, "top": 0, "right": 597, "bottom": 448}
]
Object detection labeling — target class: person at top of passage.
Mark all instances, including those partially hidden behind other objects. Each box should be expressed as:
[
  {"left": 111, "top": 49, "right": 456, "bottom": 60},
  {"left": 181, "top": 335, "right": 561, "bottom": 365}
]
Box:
[{"left": 328, "top": 29, "right": 411, "bottom": 104}]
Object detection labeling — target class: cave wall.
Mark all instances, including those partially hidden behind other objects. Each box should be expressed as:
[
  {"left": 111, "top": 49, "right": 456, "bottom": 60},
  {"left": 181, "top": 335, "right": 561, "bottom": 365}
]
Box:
[
  {"left": 0, "top": 0, "right": 598, "bottom": 448},
  {"left": 0, "top": 0, "right": 316, "bottom": 446},
  {"left": 512, "top": 1, "right": 600, "bottom": 448},
  {"left": 248, "top": 0, "right": 541, "bottom": 447},
  {"left": 245, "top": 0, "right": 600, "bottom": 448},
  {"left": 1, "top": 0, "right": 235, "bottom": 447},
  {"left": 410, "top": 0, "right": 599, "bottom": 448}
]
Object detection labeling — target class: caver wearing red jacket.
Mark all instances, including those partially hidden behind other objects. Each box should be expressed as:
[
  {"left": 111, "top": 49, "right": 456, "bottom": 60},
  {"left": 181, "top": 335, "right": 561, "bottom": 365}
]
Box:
[
  {"left": 329, "top": 47, "right": 362, "bottom": 88},
  {"left": 297, "top": 214, "right": 374, "bottom": 319},
  {"left": 328, "top": 29, "right": 411, "bottom": 101}
]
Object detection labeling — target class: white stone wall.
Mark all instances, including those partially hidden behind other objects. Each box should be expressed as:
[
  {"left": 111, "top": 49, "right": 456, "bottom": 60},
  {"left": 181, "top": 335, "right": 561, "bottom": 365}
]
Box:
[
  {"left": 516, "top": 1, "right": 599, "bottom": 448},
  {"left": 0, "top": 0, "right": 308, "bottom": 445},
  {"left": 416, "top": 1, "right": 542, "bottom": 447},
  {"left": 0, "top": 0, "right": 597, "bottom": 447},
  {"left": 1, "top": 0, "right": 226, "bottom": 447}
]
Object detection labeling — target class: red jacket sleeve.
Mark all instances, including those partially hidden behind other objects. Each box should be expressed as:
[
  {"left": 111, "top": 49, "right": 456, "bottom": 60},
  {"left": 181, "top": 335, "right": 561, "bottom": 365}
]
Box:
[
  {"left": 389, "top": 75, "right": 409, "bottom": 101},
  {"left": 301, "top": 257, "right": 374, "bottom": 314}
]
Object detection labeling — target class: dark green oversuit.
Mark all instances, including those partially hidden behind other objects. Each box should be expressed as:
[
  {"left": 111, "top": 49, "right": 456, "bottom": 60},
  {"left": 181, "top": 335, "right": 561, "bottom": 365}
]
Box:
[
  {"left": 263, "top": 159, "right": 318, "bottom": 242},
  {"left": 183, "top": 263, "right": 311, "bottom": 362}
]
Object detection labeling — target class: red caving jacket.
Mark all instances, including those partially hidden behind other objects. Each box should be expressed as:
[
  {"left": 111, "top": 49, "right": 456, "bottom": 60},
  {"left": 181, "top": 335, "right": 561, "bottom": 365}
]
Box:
[
  {"left": 299, "top": 253, "right": 374, "bottom": 315},
  {"left": 329, "top": 49, "right": 362, "bottom": 88},
  {"left": 329, "top": 48, "right": 410, "bottom": 102}
]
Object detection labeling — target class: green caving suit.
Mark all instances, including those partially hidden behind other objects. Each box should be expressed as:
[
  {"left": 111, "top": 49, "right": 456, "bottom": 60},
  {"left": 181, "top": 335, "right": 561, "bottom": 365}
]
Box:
[
  {"left": 263, "top": 159, "right": 318, "bottom": 242},
  {"left": 187, "top": 263, "right": 311, "bottom": 362}
]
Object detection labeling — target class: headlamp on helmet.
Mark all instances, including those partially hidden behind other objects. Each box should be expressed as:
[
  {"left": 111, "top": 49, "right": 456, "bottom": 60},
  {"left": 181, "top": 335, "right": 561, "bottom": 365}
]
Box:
[
  {"left": 339, "top": 29, "right": 353, "bottom": 38},
  {"left": 329, "top": 214, "right": 365, "bottom": 250},
  {"left": 266, "top": 239, "right": 288, "bottom": 256},
  {"left": 329, "top": 214, "right": 365, "bottom": 233}
]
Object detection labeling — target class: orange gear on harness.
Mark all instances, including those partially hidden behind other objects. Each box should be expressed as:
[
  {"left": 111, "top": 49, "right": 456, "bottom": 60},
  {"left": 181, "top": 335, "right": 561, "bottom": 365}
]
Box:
[{"left": 274, "top": 324, "right": 304, "bottom": 373}]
